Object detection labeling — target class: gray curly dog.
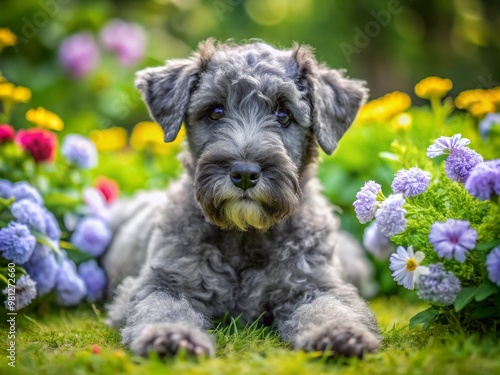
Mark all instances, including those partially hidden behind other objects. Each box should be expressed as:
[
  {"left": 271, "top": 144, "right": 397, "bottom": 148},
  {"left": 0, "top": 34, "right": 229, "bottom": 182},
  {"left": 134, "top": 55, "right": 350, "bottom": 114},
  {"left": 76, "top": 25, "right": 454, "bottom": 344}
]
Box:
[{"left": 103, "top": 39, "right": 381, "bottom": 359}]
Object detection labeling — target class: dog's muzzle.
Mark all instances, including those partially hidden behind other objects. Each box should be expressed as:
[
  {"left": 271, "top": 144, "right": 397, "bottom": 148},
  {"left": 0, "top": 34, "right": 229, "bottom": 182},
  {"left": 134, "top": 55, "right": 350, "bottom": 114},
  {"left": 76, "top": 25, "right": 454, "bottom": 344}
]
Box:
[{"left": 230, "top": 162, "right": 261, "bottom": 190}]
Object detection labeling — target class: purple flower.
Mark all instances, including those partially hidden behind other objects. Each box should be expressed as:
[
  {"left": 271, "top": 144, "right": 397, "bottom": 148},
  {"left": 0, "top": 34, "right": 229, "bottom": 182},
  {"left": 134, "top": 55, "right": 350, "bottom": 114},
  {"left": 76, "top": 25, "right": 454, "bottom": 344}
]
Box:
[
  {"left": 429, "top": 219, "right": 478, "bottom": 262},
  {"left": 10, "top": 199, "right": 46, "bottom": 233},
  {"left": 445, "top": 147, "right": 484, "bottom": 184},
  {"left": 71, "top": 217, "right": 111, "bottom": 256},
  {"left": 3, "top": 275, "right": 37, "bottom": 311},
  {"left": 56, "top": 257, "right": 87, "bottom": 306},
  {"left": 353, "top": 181, "right": 381, "bottom": 224},
  {"left": 391, "top": 167, "right": 431, "bottom": 197},
  {"left": 11, "top": 181, "right": 43, "bottom": 205},
  {"left": 0, "top": 222, "right": 36, "bottom": 264},
  {"left": 389, "top": 245, "right": 428, "bottom": 290},
  {"left": 375, "top": 194, "right": 407, "bottom": 237},
  {"left": 0, "top": 179, "right": 13, "bottom": 199},
  {"left": 362, "top": 222, "right": 394, "bottom": 259},
  {"left": 61, "top": 134, "right": 98, "bottom": 169},
  {"left": 24, "top": 244, "right": 58, "bottom": 296},
  {"left": 78, "top": 260, "right": 107, "bottom": 301},
  {"left": 479, "top": 113, "right": 500, "bottom": 140},
  {"left": 465, "top": 159, "right": 500, "bottom": 201},
  {"left": 417, "top": 263, "right": 461, "bottom": 306},
  {"left": 83, "top": 188, "right": 110, "bottom": 223},
  {"left": 59, "top": 32, "right": 100, "bottom": 78},
  {"left": 100, "top": 19, "right": 146, "bottom": 66},
  {"left": 486, "top": 246, "right": 500, "bottom": 287},
  {"left": 43, "top": 209, "right": 61, "bottom": 241},
  {"left": 427, "top": 134, "right": 470, "bottom": 158}
]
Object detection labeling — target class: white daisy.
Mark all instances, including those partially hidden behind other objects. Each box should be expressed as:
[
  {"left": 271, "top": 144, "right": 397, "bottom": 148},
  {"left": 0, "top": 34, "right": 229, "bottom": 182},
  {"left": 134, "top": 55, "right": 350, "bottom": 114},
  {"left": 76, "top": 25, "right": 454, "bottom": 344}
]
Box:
[{"left": 389, "top": 246, "right": 429, "bottom": 290}]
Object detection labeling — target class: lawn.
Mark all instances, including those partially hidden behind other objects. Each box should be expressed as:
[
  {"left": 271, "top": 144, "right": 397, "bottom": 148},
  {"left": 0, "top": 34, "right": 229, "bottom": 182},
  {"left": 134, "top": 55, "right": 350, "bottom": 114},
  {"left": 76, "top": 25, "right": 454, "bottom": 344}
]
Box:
[{"left": 2, "top": 295, "right": 499, "bottom": 375}]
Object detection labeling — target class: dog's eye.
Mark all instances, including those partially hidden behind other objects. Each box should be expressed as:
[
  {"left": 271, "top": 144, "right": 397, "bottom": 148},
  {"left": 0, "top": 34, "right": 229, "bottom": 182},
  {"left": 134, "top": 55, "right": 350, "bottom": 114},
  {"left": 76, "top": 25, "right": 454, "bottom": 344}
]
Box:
[
  {"left": 276, "top": 108, "right": 292, "bottom": 127},
  {"left": 208, "top": 106, "right": 224, "bottom": 121}
]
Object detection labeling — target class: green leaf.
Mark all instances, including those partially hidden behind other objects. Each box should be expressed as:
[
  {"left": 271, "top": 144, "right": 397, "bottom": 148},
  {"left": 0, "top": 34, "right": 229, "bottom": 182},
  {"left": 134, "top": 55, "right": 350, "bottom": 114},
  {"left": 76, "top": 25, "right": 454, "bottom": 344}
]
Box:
[
  {"left": 409, "top": 306, "right": 440, "bottom": 329},
  {"left": 471, "top": 306, "right": 500, "bottom": 319},
  {"left": 33, "top": 231, "right": 61, "bottom": 255},
  {"left": 454, "top": 287, "right": 478, "bottom": 312},
  {"left": 475, "top": 280, "right": 500, "bottom": 302},
  {"left": 64, "top": 247, "right": 93, "bottom": 264},
  {"left": 476, "top": 240, "right": 500, "bottom": 251}
]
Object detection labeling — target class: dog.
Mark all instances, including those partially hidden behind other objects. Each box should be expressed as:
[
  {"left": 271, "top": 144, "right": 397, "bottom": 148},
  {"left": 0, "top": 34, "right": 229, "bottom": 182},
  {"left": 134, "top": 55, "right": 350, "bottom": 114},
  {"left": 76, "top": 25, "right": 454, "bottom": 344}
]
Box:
[{"left": 103, "top": 39, "right": 381, "bottom": 358}]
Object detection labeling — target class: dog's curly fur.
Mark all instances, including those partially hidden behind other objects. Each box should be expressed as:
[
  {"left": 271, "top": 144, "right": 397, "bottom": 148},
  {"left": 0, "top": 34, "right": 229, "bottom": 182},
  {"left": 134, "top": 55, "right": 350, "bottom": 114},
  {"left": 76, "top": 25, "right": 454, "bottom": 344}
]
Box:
[{"left": 104, "top": 39, "right": 381, "bottom": 359}]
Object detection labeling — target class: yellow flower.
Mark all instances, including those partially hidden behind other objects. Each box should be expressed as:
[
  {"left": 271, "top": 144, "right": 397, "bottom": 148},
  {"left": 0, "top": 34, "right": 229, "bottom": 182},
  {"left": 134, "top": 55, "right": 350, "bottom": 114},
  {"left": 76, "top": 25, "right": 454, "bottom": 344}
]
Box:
[
  {"left": 0, "top": 28, "right": 16, "bottom": 48},
  {"left": 90, "top": 127, "right": 128, "bottom": 152},
  {"left": 11, "top": 86, "right": 31, "bottom": 103},
  {"left": 455, "top": 87, "right": 500, "bottom": 111},
  {"left": 356, "top": 91, "right": 411, "bottom": 123},
  {"left": 26, "top": 107, "right": 64, "bottom": 131},
  {"left": 0, "top": 82, "right": 14, "bottom": 99},
  {"left": 391, "top": 113, "right": 413, "bottom": 131},
  {"left": 415, "top": 76, "right": 453, "bottom": 100},
  {"left": 468, "top": 100, "right": 496, "bottom": 117},
  {"left": 130, "top": 121, "right": 184, "bottom": 155}
]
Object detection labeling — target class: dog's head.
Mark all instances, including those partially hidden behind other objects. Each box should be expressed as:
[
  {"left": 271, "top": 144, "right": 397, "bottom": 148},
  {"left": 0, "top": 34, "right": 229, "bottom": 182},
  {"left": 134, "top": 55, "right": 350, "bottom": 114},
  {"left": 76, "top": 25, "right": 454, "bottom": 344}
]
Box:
[{"left": 135, "top": 40, "right": 367, "bottom": 231}]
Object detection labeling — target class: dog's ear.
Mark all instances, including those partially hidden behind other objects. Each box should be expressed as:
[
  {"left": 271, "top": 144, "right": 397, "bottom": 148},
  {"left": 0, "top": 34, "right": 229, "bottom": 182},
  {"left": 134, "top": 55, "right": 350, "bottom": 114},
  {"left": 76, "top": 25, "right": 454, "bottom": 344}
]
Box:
[
  {"left": 293, "top": 46, "right": 368, "bottom": 155},
  {"left": 135, "top": 59, "right": 199, "bottom": 142}
]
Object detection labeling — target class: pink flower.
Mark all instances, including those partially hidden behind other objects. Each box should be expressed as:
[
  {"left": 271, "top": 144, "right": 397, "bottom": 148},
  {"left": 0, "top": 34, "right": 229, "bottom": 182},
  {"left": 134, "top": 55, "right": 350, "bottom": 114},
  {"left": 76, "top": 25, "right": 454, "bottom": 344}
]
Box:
[
  {"left": 95, "top": 176, "right": 119, "bottom": 204},
  {"left": 59, "top": 32, "right": 100, "bottom": 78},
  {"left": 100, "top": 19, "right": 146, "bottom": 66},
  {"left": 0, "top": 124, "right": 15, "bottom": 143},
  {"left": 15, "top": 128, "right": 57, "bottom": 163}
]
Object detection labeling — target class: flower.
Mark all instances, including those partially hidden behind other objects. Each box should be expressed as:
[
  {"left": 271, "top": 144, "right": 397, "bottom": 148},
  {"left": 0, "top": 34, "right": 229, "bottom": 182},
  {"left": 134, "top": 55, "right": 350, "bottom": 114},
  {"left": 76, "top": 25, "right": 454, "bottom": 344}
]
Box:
[
  {"left": 100, "top": 19, "right": 147, "bottom": 66},
  {"left": 469, "top": 100, "right": 496, "bottom": 117},
  {"left": 130, "top": 121, "right": 170, "bottom": 155},
  {"left": 0, "top": 124, "right": 15, "bottom": 142},
  {"left": 0, "top": 179, "right": 13, "bottom": 199},
  {"left": 71, "top": 217, "right": 111, "bottom": 256},
  {"left": 95, "top": 176, "right": 119, "bottom": 203},
  {"left": 10, "top": 199, "right": 47, "bottom": 233},
  {"left": 362, "top": 222, "right": 394, "bottom": 259},
  {"left": 0, "top": 28, "right": 16, "bottom": 48},
  {"left": 15, "top": 128, "right": 58, "bottom": 163},
  {"left": 486, "top": 246, "right": 500, "bottom": 287},
  {"left": 0, "top": 82, "right": 14, "bottom": 99},
  {"left": 356, "top": 91, "right": 411, "bottom": 123},
  {"left": 11, "top": 181, "right": 44, "bottom": 205},
  {"left": 391, "top": 167, "right": 431, "bottom": 197},
  {"left": 375, "top": 194, "right": 407, "bottom": 237},
  {"left": 3, "top": 275, "right": 37, "bottom": 311},
  {"left": 61, "top": 134, "right": 98, "bottom": 169},
  {"left": 391, "top": 112, "right": 413, "bottom": 131},
  {"left": 43, "top": 209, "right": 62, "bottom": 241},
  {"left": 465, "top": 160, "right": 500, "bottom": 201},
  {"left": 389, "top": 246, "right": 428, "bottom": 290},
  {"left": 24, "top": 244, "right": 58, "bottom": 296},
  {"left": 58, "top": 32, "right": 100, "bottom": 78},
  {"left": 478, "top": 113, "right": 500, "bottom": 140},
  {"left": 429, "top": 219, "right": 478, "bottom": 262},
  {"left": 415, "top": 76, "right": 453, "bottom": 100},
  {"left": 26, "top": 107, "right": 64, "bottom": 131},
  {"left": 78, "top": 260, "right": 107, "bottom": 301},
  {"left": 427, "top": 134, "right": 470, "bottom": 158},
  {"left": 55, "top": 257, "right": 87, "bottom": 306},
  {"left": 353, "top": 181, "right": 381, "bottom": 224},
  {"left": 445, "top": 147, "right": 483, "bottom": 184},
  {"left": 0, "top": 222, "right": 36, "bottom": 264},
  {"left": 90, "top": 127, "right": 128, "bottom": 152},
  {"left": 10, "top": 86, "right": 31, "bottom": 103},
  {"left": 417, "top": 263, "right": 461, "bottom": 305},
  {"left": 83, "top": 188, "right": 110, "bottom": 222}
]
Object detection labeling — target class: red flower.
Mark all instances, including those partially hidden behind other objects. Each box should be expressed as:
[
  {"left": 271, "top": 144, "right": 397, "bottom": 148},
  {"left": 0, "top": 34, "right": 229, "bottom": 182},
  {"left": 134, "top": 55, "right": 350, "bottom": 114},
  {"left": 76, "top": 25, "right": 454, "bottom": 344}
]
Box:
[
  {"left": 95, "top": 176, "right": 119, "bottom": 203},
  {"left": 0, "top": 124, "right": 15, "bottom": 143},
  {"left": 91, "top": 344, "right": 101, "bottom": 354},
  {"left": 15, "top": 128, "right": 58, "bottom": 163}
]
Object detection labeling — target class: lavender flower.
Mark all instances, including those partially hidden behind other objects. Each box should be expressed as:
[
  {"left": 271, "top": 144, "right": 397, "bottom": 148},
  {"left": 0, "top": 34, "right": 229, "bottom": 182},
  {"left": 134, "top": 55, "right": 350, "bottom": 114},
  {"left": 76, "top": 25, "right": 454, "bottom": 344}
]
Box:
[
  {"left": 375, "top": 194, "right": 407, "bottom": 237},
  {"left": 427, "top": 134, "right": 470, "bottom": 158},
  {"left": 0, "top": 222, "right": 36, "bottom": 264},
  {"left": 465, "top": 159, "right": 500, "bottom": 201},
  {"left": 389, "top": 245, "right": 428, "bottom": 290},
  {"left": 24, "top": 244, "right": 58, "bottom": 296},
  {"left": 417, "top": 263, "right": 461, "bottom": 305},
  {"left": 362, "top": 222, "right": 394, "bottom": 259},
  {"left": 10, "top": 199, "right": 46, "bottom": 233},
  {"left": 100, "top": 19, "right": 146, "bottom": 66},
  {"left": 59, "top": 32, "right": 100, "bottom": 78},
  {"left": 43, "top": 209, "right": 61, "bottom": 241},
  {"left": 0, "top": 179, "right": 13, "bottom": 199},
  {"left": 445, "top": 147, "right": 484, "bottom": 183},
  {"left": 429, "top": 219, "right": 478, "bottom": 262},
  {"left": 478, "top": 113, "right": 500, "bottom": 140},
  {"left": 83, "top": 188, "right": 110, "bottom": 223},
  {"left": 71, "top": 217, "right": 111, "bottom": 256},
  {"left": 11, "top": 181, "right": 43, "bottom": 205},
  {"left": 353, "top": 181, "right": 381, "bottom": 224},
  {"left": 61, "top": 134, "right": 98, "bottom": 169},
  {"left": 3, "top": 275, "right": 37, "bottom": 311},
  {"left": 391, "top": 167, "right": 431, "bottom": 197},
  {"left": 486, "top": 246, "right": 500, "bottom": 287},
  {"left": 56, "top": 257, "right": 87, "bottom": 306},
  {"left": 78, "top": 260, "right": 107, "bottom": 301}
]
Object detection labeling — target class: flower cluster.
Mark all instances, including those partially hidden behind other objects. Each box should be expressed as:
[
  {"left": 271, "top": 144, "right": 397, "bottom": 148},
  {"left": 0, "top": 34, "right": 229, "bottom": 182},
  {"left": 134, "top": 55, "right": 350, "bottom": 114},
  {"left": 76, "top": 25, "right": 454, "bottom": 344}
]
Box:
[
  {"left": 415, "top": 76, "right": 453, "bottom": 100},
  {"left": 356, "top": 91, "right": 411, "bottom": 123},
  {"left": 455, "top": 87, "right": 500, "bottom": 117}
]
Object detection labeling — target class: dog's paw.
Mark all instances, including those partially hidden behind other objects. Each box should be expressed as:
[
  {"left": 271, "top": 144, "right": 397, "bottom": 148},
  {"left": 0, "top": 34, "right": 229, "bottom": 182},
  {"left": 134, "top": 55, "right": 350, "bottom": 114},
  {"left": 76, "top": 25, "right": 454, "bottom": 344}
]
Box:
[
  {"left": 131, "top": 323, "right": 215, "bottom": 357},
  {"left": 294, "top": 323, "right": 380, "bottom": 358}
]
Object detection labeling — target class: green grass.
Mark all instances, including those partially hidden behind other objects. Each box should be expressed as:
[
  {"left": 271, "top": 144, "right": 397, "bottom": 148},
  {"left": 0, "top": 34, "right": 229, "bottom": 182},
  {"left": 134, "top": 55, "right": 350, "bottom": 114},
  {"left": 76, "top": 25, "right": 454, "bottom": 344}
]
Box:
[{"left": 1, "top": 296, "right": 499, "bottom": 375}]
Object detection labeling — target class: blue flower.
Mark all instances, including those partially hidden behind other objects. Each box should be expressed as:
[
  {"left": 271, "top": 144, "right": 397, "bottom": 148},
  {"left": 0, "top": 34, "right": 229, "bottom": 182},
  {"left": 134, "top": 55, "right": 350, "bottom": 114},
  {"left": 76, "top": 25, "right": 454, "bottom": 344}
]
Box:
[
  {"left": 362, "top": 222, "right": 394, "bottom": 259},
  {"left": 445, "top": 147, "right": 484, "bottom": 184},
  {"left": 389, "top": 245, "right": 428, "bottom": 290},
  {"left": 61, "top": 134, "right": 98, "bottom": 169},
  {"left": 465, "top": 159, "right": 500, "bottom": 201},
  {"left": 478, "top": 113, "right": 500, "bottom": 140},
  {"left": 11, "top": 181, "right": 44, "bottom": 205},
  {"left": 0, "top": 222, "right": 36, "bottom": 264},
  {"left": 486, "top": 246, "right": 500, "bottom": 287},
  {"left": 428, "top": 219, "right": 478, "bottom": 262},
  {"left": 78, "top": 260, "right": 107, "bottom": 301},
  {"left": 0, "top": 179, "right": 13, "bottom": 199},
  {"left": 427, "top": 134, "right": 470, "bottom": 158},
  {"left": 71, "top": 217, "right": 111, "bottom": 256},
  {"left": 43, "top": 209, "right": 62, "bottom": 241},
  {"left": 3, "top": 275, "right": 37, "bottom": 311},
  {"left": 10, "top": 199, "right": 46, "bottom": 233},
  {"left": 375, "top": 194, "right": 407, "bottom": 237},
  {"left": 391, "top": 167, "right": 431, "bottom": 197},
  {"left": 55, "top": 257, "right": 87, "bottom": 306},
  {"left": 417, "top": 263, "right": 461, "bottom": 305},
  {"left": 353, "top": 181, "right": 381, "bottom": 224},
  {"left": 24, "top": 244, "right": 58, "bottom": 296}
]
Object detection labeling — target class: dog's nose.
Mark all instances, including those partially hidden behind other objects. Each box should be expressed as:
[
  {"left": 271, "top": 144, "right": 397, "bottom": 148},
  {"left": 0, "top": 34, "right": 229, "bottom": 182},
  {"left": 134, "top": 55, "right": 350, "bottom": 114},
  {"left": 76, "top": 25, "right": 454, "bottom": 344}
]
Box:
[{"left": 230, "top": 162, "right": 261, "bottom": 190}]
